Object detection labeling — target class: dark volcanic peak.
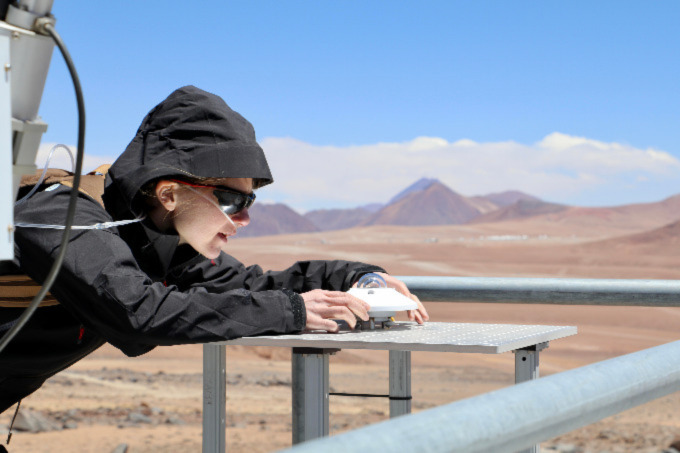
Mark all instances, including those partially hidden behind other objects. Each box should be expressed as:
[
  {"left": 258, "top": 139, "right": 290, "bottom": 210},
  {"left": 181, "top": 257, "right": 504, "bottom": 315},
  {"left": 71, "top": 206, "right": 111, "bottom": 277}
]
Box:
[
  {"left": 482, "top": 190, "right": 541, "bottom": 207},
  {"left": 388, "top": 177, "right": 440, "bottom": 205},
  {"left": 236, "top": 203, "right": 319, "bottom": 238},
  {"left": 364, "top": 181, "right": 482, "bottom": 226},
  {"left": 470, "top": 199, "right": 567, "bottom": 224},
  {"left": 304, "top": 206, "right": 374, "bottom": 231}
]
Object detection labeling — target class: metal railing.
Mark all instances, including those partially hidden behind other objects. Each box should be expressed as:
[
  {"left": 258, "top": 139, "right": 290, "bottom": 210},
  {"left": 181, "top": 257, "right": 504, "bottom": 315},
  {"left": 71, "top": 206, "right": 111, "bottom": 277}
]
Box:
[
  {"left": 396, "top": 276, "right": 680, "bottom": 306},
  {"left": 280, "top": 338, "right": 680, "bottom": 453},
  {"left": 278, "top": 276, "right": 680, "bottom": 452}
]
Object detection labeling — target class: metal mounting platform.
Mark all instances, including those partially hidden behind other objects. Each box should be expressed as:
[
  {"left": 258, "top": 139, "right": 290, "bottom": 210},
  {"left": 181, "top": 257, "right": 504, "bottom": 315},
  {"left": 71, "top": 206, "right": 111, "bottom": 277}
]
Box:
[
  {"left": 222, "top": 321, "right": 577, "bottom": 354},
  {"left": 203, "top": 322, "right": 577, "bottom": 453}
]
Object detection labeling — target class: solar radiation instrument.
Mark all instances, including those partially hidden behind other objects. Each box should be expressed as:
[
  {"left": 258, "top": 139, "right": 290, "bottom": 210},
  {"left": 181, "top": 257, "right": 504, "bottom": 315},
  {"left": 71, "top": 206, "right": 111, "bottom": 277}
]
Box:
[{"left": 345, "top": 273, "right": 418, "bottom": 330}]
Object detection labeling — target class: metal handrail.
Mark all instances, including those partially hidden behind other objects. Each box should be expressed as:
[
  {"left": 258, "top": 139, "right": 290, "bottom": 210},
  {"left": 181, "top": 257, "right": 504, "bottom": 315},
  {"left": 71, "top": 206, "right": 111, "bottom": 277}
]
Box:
[
  {"left": 396, "top": 275, "right": 680, "bottom": 306},
  {"left": 274, "top": 276, "right": 680, "bottom": 452},
  {"left": 280, "top": 338, "right": 680, "bottom": 453}
]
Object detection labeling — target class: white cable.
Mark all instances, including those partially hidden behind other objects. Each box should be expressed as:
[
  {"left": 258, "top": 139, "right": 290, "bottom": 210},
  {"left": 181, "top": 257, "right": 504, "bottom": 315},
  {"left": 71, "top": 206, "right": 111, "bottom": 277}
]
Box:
[
  {"left": 15, "top": 144, "right": 76, "bottom": 206},
  {"left": 14, "top": 216, "right": 145, "bottom": 230},
  {"left": 12, "top": 144, "right": 140, "bottom": 231}
]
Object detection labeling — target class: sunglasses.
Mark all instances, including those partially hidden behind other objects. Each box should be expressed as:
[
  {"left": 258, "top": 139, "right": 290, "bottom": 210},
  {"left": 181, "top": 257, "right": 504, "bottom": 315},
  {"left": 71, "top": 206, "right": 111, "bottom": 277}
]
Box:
[{"left": 169, "top": 179, "right": 256, "bottom": 215}]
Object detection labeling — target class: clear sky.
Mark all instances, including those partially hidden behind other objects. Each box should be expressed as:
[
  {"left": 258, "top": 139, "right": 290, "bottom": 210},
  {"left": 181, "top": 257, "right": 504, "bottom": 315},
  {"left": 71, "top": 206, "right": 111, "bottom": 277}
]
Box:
[{"left": 35, "top": 1, "right": 680, "bottom": 212}]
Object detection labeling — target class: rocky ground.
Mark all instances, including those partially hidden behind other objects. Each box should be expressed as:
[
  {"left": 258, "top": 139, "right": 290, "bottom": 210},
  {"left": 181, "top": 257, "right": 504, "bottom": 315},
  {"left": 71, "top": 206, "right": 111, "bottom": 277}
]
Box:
[
  {"left": 3, "top": 341, "right": 680, "bottom": 453},
  {"left": 4, "top": 223, "right": 680, "bottom": 452}
]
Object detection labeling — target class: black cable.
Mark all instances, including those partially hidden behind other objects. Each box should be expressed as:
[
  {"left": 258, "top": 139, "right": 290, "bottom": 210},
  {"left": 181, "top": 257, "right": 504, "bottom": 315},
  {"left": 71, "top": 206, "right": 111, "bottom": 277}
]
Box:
[
  {"left": 329, "top": 392, "right": 412, "bottom": 400},
  {"left": 0, "top": 22, "right": 85, "bottom": 353}
]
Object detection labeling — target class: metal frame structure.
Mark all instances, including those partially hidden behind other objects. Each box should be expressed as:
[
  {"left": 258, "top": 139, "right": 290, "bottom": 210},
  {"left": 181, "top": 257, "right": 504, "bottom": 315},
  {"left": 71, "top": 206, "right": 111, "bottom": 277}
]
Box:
[
  {"left": 199, "top": 276, "right": 680, "bottom": 453},
  {"left": 280, "top": 338, "right": 680, "bottom": 453},
  {"left": 1, "top": 0, "right": 56, "bottom": 260},
  {"left": 0, "top": 33, "right": 13, "bottom": 259},
  {"left": 203, "top": 322, "right": 576, "bottom": 453}
]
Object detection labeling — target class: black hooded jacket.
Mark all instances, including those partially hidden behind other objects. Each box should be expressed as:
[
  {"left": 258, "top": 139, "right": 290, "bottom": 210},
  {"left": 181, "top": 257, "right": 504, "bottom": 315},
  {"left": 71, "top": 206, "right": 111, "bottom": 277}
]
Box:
[{"left": 0, "top": 86, "right": 383, "bottom": 413}]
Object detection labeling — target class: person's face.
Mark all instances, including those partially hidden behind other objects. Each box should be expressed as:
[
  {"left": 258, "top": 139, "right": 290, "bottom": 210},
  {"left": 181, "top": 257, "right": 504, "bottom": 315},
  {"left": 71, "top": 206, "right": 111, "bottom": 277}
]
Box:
[{"left": 159, "top": 178, "right": 253, "bottom": 259}]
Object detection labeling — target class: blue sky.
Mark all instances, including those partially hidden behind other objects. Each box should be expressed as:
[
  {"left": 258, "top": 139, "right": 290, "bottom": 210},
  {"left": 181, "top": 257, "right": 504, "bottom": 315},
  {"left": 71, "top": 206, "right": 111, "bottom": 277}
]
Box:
[{"left": 36, "top": 1, "right": 680, "bottom": 211}]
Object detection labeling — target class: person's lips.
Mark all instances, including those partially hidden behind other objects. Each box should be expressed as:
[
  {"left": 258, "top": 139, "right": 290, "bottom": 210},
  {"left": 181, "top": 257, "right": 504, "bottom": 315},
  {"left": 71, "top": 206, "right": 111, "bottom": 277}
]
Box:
[{"left": 217, "top": 232, "right": 229, "bottom": 242}]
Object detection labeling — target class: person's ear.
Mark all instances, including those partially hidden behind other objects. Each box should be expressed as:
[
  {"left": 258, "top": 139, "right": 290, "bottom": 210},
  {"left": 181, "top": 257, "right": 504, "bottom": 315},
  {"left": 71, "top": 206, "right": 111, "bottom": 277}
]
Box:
[{"left": 155, "top": 180, "right": 179, "bottom": 212}]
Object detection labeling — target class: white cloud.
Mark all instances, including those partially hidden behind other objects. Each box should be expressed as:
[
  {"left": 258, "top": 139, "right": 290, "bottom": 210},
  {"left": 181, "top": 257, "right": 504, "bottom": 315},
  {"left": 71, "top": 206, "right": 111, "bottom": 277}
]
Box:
[
  {"left": 28, "top": 135, "right": 680, "bottom": 211},
  {"left": 535, "top": 132, "right": 679, "bottom": 174},
  {"left": 259, "top": 132, "right": 680, "bottom": 210}
]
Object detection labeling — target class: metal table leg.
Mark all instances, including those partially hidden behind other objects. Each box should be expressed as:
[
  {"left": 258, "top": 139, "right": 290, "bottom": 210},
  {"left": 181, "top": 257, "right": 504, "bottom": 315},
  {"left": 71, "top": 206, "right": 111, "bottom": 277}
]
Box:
[
  {"left": 389, "top": 350, "right": 412, "bottom": 418},
  {"left": 514, "top": 342, "right": 548, "bottom": 453},
  {"left": 203, "top": 344, "right": 226, "bottom": 453},
  {"left": 292, "top": 348, "right": 339, "bottom": 444}
]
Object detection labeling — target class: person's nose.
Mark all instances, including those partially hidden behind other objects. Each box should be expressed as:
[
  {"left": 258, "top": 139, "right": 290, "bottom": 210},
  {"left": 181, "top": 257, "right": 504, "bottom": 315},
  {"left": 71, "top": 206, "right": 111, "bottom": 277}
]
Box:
[{"left": 231, "top": 208, "right": 250, "bottom": 227}]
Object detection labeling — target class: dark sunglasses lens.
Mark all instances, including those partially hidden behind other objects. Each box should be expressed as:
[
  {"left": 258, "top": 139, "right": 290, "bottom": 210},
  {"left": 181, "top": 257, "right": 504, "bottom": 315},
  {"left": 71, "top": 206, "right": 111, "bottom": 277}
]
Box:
[{"left": 213, "top": 190, "right": 255, "bottom": 215}]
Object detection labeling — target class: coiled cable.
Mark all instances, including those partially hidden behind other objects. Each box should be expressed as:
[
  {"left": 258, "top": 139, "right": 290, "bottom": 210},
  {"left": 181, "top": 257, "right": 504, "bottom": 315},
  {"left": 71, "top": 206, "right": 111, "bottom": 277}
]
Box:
[
  {"left": 14, "top": 143, "right": 75, "bottom": 206},
  {"left": 0, "top": 23, "right": 86, "bottom": 353}
]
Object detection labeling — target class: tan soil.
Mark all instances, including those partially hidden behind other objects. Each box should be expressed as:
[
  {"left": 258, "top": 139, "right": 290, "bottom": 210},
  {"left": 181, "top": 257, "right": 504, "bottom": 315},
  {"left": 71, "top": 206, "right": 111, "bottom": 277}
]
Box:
[{"left": 3, "top": 221, "right": 680, "bottom": 452}]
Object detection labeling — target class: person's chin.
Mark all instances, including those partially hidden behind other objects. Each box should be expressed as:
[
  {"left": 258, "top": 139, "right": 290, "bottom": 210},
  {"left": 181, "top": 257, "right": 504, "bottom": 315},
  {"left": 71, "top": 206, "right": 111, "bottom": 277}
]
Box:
[{"left": 199, "top": 245, "right": 222, "bottom": 260}]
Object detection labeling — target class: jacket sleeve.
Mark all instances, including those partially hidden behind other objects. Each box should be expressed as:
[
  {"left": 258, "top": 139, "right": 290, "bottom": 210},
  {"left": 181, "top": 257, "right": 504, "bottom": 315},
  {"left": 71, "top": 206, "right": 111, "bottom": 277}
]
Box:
[
  {"left": 173, "top": 253, "right": 386, "bottom": 295},
  {"left": 14, "top": 186, "right": 306, "bottom": 356}
]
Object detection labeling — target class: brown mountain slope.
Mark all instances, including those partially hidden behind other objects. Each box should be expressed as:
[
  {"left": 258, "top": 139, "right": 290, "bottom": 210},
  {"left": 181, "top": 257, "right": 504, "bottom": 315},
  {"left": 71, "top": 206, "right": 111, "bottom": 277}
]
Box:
[
  {"left": 503, "top": 194, "right": 680, "bottom": 235},
  {"left": 470, "top": 199, "right": 568, "bottom": 223},
  {"left": 304, "top": 207, "right": 373, "bottom": 231},
  {"left": 483, "top": 190, "right": 541, "bottom": 207},
  {"left": 466, "top": 196, "right": 500, "bottom": 214},
  {"left": 236, "top": 203, "right": 319, "bottom": 238},
  {"left": 362, "top": 181, "right": 482, "bottom": 226},
  {"left": 583, "top": 219, "right": 680, "bottom": 254}
]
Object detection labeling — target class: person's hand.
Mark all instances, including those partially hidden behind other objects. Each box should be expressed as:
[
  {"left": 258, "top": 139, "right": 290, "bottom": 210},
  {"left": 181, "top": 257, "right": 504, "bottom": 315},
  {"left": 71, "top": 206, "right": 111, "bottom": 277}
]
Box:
[
  {"left": 353, "top": 273, "right": 430, "bottom": 324},
  {"left": 301, "top": 289, "right": 370, "bottom": 333}
]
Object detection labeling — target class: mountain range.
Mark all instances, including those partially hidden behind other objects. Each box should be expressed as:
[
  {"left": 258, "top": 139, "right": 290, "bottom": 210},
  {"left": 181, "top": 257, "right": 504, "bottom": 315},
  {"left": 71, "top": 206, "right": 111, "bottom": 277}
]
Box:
[{"left": 234, "top": 178, "right": 680, "bottom": 238}]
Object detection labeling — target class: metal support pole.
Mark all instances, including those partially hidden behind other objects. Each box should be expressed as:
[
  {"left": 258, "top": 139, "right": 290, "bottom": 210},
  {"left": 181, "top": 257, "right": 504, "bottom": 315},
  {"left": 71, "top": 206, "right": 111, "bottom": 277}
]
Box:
[
  {"left": 0, "top": 34, "right": 13, "bottom": 261},
  {"left": 203, "top": 344, "right": 226, "bottom": 453},
  {"left": 514, "top": 342, "right": 548, "bottom": 453},
  {"left": 292, "top": 348, "right": 338, "bottom": 444},
  {"left": 389, "top": 350, "right": 412, "bottom": 418}
]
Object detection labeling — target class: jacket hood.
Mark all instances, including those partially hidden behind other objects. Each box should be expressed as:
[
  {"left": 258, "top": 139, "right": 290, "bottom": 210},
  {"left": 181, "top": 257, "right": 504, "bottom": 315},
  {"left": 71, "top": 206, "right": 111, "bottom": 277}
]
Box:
[{"left": 103, "top": 85, "right": 273, "bottom": 217}]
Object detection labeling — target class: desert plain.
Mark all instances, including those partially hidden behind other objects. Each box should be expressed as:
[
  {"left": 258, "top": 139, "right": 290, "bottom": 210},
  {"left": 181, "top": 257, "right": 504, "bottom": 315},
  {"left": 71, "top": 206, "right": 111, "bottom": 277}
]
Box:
[{"left": 3, "top": 210, "right": 680, "bottom": 452}]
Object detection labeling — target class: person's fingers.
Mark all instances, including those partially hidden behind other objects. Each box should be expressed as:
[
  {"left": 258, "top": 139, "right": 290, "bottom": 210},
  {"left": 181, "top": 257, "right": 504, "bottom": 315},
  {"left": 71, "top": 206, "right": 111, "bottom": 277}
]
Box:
[
  {"left": 330, "top": 291, "right": 371, "bottom": 309},
  {"left": 303, "top": 292, "right": 364, "bottom": 330},
  {"left": 315, "top": 318, "right": 340, "bottom": 333},
  {"left": 315, "top": 305, "right": 357, "bottom": 328},
  {"left": 300, "top": 289, "right": 320, "bottom": 304},
  {"left": 414, "top": 310, "right": 424, "bottom": 324},
  {"left": 305, "top": 313, "right": 340, "bottom": 333},
  {"left": 406, "top": 309, "right": 424, "bottom": 323},
  {"left": 336, "top": 310, "right": 358, "bottom": 330},
  {"left": 324, "top": 292, "right": 370, "bottom": 320},
  {"left": 378, "top": 273, "right": 411, "bottom": 296},
  {"left": 405, "top": 293, "right": 427, "bottom": 324},
  {"left": 410, "top": 294, "right": 429, "bottom": 321}
]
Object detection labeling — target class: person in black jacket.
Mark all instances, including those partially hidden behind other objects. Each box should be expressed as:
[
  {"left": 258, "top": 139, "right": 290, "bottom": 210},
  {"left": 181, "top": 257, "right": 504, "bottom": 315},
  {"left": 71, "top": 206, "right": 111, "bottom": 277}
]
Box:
[{"left": 0, "top": 86, "right": 427, "bottom": 414}]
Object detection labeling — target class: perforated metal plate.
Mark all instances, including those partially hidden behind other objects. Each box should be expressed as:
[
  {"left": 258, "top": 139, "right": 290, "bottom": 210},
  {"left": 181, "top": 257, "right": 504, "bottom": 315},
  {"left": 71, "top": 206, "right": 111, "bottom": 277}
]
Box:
[{"left": 218, "top": 322, "right": 577, "bottom": 354}]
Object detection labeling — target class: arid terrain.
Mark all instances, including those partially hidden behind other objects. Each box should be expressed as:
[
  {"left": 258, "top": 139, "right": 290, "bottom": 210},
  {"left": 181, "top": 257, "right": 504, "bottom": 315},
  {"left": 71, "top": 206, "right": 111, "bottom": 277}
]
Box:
[{"left": 4, "top": 216, "right": 680, "bottom": 452}]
